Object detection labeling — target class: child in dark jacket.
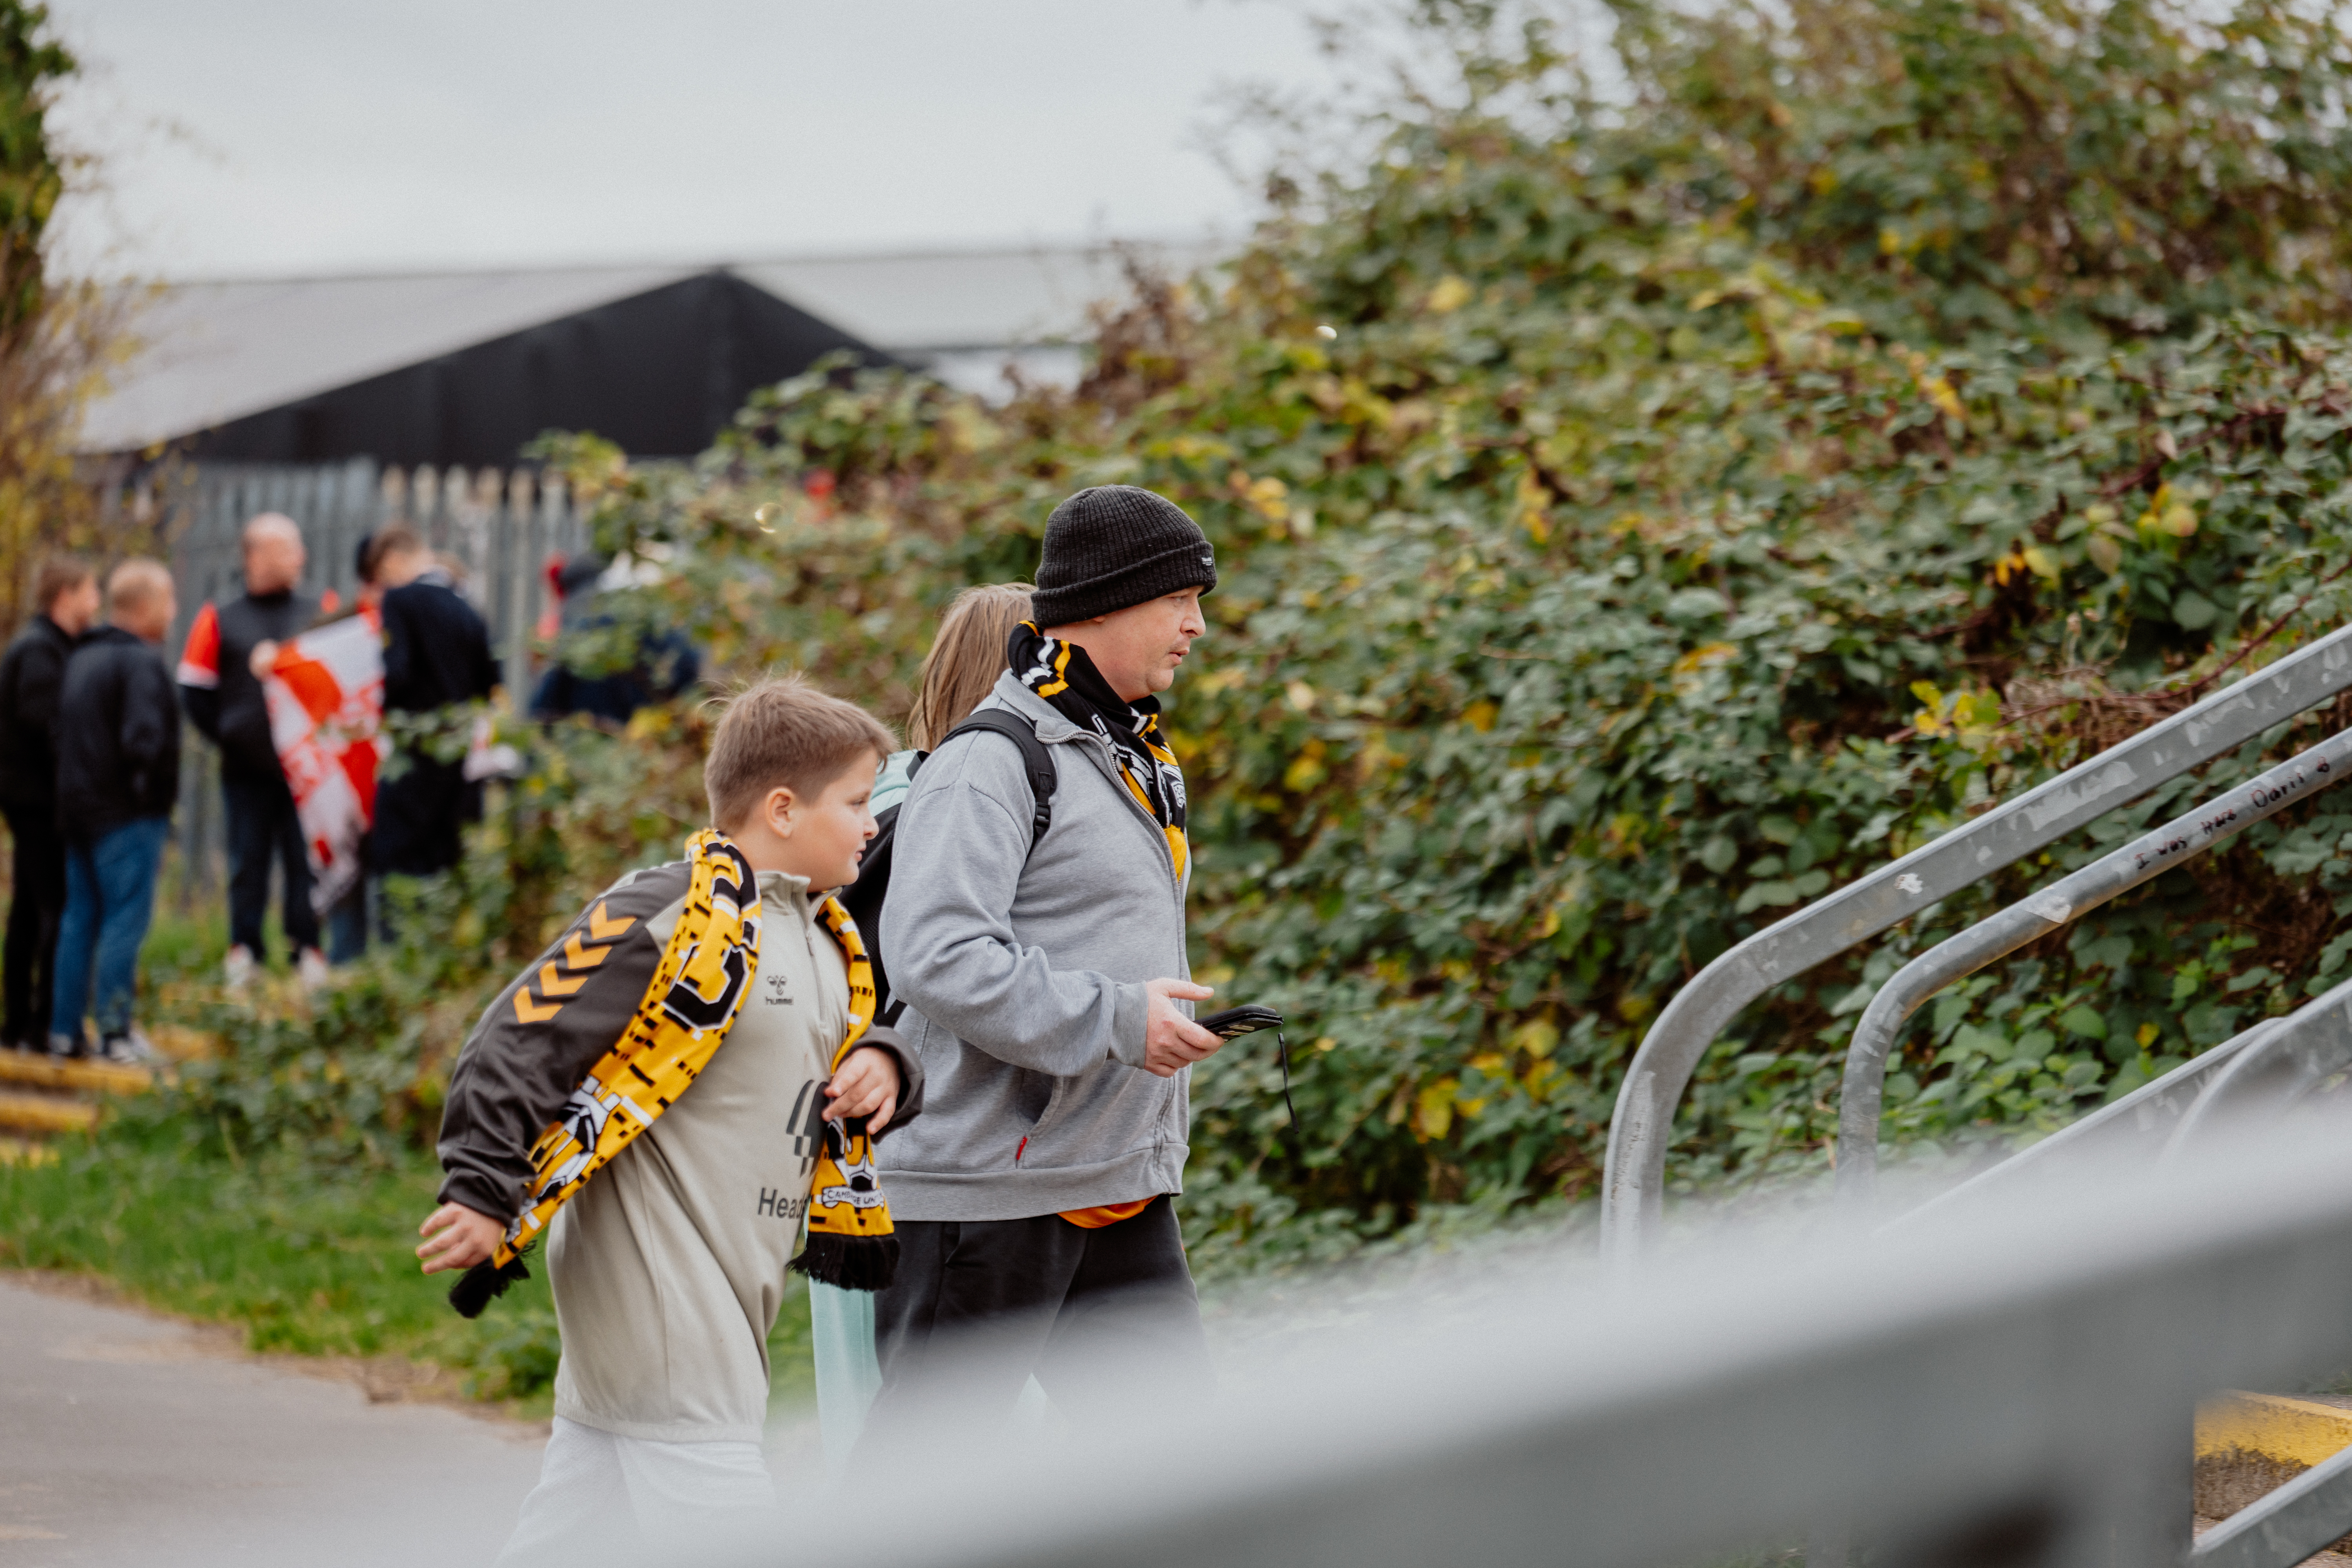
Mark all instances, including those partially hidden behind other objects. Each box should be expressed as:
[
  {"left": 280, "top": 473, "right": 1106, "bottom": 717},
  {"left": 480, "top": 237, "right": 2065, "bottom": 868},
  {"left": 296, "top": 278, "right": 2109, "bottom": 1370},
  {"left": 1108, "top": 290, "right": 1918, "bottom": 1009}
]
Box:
[{"left": 51, "top": 560, "right": 178, "bottom": 1062}]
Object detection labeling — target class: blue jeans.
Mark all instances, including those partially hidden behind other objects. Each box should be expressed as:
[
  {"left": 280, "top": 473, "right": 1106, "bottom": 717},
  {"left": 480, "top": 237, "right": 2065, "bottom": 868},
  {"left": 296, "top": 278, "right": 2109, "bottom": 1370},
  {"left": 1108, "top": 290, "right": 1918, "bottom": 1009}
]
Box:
[{"left": 52, "top": 817, "right": 169, "bottom": 1045}]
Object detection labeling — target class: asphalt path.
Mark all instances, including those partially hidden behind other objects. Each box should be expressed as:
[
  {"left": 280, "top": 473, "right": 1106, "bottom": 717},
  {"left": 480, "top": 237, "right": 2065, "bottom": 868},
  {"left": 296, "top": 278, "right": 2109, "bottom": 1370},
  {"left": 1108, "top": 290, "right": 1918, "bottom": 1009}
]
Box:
[{"left": 0, "top": 1273, "right": 546, "bottom": 1567}]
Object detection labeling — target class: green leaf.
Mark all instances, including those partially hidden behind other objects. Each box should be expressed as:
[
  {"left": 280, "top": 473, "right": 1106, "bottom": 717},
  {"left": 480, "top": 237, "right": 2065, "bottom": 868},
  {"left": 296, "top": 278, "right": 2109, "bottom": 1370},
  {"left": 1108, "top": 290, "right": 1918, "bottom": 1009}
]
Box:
[{"left": 2059, "top": 1006, "right": 2110, "bottom": 1041}]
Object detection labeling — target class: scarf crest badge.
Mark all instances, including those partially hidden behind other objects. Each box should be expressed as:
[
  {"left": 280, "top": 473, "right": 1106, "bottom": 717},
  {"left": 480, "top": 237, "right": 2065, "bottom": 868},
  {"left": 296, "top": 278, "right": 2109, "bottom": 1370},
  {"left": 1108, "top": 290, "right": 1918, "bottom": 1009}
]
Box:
[{"left": 449, "top": 829, "right": 896, "bottom": 1317}]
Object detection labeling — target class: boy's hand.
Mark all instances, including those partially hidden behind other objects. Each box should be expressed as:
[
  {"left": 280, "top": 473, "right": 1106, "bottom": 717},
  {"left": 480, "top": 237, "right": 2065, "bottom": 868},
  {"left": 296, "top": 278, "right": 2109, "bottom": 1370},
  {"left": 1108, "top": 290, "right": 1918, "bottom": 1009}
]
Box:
[
  {"left": 824, "top": 1045, "right": 902, "bottom": 1132},
  {"left": 1142, "top": 977, "right": 1221, "bottom": 1078},
  {"left": 416, "top": 1202, "right": 505, "bottom": 1276}
]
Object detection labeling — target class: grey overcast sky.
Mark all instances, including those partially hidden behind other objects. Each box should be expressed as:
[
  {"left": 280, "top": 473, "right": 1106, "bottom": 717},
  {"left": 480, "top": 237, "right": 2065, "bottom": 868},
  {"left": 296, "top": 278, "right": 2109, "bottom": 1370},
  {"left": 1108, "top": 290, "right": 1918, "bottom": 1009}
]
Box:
[{"left": 41, "top": 0, "right": 1340, "bottom": 280}]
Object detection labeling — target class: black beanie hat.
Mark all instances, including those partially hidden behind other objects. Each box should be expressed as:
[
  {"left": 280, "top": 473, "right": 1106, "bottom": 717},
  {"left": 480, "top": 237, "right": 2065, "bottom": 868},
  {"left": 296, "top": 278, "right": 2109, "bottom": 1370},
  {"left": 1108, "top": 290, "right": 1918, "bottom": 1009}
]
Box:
[{"left": 1029, "top": 486, "right": 1218, "bottom": 628}]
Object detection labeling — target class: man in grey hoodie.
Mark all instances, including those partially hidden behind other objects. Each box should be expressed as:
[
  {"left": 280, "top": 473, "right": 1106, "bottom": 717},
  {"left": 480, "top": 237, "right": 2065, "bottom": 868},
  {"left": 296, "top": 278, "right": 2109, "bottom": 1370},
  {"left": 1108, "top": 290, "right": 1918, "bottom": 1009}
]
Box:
[{"left": 866, "top": 485, "right": 1229, "bottom": 1438}]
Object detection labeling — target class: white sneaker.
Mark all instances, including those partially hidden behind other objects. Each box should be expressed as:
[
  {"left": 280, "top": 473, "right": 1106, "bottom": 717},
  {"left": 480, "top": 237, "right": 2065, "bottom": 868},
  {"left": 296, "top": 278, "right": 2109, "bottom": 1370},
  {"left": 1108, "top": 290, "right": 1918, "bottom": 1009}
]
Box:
[
  {"left": 297, "top": 947, "right": 330, "bottom": 992},
  {"left": 97, "top": 1029, "right": 161, "bottom": 1066},
  {"left": 223, "top": 946, "right": 257, "bottom": 991}
]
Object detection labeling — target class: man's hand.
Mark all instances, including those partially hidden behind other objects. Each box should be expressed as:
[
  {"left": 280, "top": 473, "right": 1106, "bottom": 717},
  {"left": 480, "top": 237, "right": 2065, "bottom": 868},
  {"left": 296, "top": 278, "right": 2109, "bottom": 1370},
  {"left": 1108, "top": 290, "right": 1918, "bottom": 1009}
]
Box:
[
  {"left": 247, "top": 639, "right": 281, "bottom": 680},
  {"left": 824, "top": 1045, "right": 902, "bottom": 1132},
  {"left": 416, "top": 1202, "right": 504, "bottom": 1276},
  {"left": 1142, "top": 977, "right": 1220, "bottom": 1078}
]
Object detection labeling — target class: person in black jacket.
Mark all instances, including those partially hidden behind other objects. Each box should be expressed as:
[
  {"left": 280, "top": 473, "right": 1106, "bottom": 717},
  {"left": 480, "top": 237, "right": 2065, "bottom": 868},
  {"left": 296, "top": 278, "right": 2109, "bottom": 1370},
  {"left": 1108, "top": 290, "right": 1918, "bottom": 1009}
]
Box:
[
  {"left": 51, "top": 561, "right": 179, "bottom": 1063},
  {"left": 369, "top": 526, "right": 500, "bottom": 882},
  {"left": 176, "top": 512, "right": 325, "bottom": 989},
  {"left": 0, "top": 558, "right": 98, "bottom": 1050}
]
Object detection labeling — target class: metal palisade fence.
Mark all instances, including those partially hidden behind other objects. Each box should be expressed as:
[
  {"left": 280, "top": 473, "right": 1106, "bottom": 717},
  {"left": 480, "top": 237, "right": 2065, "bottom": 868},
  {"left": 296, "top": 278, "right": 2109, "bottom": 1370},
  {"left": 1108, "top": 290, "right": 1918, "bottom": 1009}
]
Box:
[{"left": 102, "top": 458, "right": 591, "bottom": 902}]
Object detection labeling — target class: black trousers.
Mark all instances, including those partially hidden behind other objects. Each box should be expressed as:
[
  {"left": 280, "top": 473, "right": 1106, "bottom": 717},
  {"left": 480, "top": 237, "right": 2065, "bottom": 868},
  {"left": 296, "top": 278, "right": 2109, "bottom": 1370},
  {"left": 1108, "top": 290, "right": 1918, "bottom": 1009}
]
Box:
[
  {"left": 2, "top": 805, "right": 65, "bottom": 1045},
  {"left": 223, "top": 769, "right": 319, "bottom": 956},
  {"left": 857, "top": 1195, "right": 1210, "bottom": 1455}
]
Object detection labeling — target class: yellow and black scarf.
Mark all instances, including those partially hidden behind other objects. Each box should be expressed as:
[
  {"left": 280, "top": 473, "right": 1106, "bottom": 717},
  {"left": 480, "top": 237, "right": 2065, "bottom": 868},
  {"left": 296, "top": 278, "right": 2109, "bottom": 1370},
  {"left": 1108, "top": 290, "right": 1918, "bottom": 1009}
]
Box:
[
  {"left": 791, "top": 896, "right": 898, "bottom": 1290},
  {"left": 1008, "top": 619, "right": 1189, "bottom": 878},
  {"left": 450, "top": 830, "right": 897, "bottom": 1316}
]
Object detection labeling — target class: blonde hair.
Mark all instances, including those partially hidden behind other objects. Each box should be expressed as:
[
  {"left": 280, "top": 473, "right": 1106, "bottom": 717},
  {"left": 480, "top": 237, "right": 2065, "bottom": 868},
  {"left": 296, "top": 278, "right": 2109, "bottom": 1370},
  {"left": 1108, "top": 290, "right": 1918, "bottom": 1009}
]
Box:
[
  {"left": 106, "top": 558, "right": 173, "bottom": 616},
  {"left": 907, "top": 584, "right": 1034, "bottom": 751},
  {"left": 704, "top": 673, "right": 896, "bottom": 831}
]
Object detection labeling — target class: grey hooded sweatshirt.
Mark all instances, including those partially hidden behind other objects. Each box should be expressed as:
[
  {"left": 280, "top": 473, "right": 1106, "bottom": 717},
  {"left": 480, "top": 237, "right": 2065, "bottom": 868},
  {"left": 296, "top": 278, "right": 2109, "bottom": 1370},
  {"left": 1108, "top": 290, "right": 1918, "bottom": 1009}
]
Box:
[{"left": 878, "top": 670, "right": 1193, "bottom": 1220}]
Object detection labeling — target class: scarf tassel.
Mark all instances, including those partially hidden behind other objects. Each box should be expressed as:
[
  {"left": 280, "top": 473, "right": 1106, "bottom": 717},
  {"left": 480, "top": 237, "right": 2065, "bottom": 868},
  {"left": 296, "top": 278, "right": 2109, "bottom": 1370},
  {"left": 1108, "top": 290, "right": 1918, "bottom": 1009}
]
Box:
[
  {"left": 791, "top": 1230, "right": 901, "bottom": 1291},
  {"left": 448, "top": 1244, "right": 534, "bottom": 1319}
]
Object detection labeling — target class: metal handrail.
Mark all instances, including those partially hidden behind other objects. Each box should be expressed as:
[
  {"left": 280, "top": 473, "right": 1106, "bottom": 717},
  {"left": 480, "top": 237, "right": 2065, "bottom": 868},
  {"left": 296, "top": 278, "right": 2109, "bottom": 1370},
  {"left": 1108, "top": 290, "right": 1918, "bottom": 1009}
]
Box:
[
  {"left": 1833, "top": 728, "right": 2352, "bottom": 1200},
  {"left": 1890, "top": 1015, "right": 2283, "bottom": 1224},
  {"left": 2161, "top": 978, "right": 2352, "bottom": 1155},
  {"left": 1601, "top": 622, "right": 2352, "bottom": 1258},
  {"left": 2194, "top": 1438, "right": 2352, "bottom": 1568}
]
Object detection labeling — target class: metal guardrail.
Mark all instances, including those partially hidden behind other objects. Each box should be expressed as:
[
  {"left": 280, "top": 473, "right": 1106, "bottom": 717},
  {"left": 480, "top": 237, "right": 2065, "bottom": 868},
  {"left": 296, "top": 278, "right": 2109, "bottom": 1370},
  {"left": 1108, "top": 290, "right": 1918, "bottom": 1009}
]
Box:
[
  {"left": 1833, "top": 727, "right": 2352, "bottom": 1199},
  {"left": 2195, "top": 1437, "right": 2352, "bottom": 1568},
  {"left": 1891, "top": 1016, "right": 2281, "bottom": 1223},
  {"left": 2162, "top": 978, "right": 2352, "bottom": 1155},
  {"left": 806, "top": 1125, "right": 2352, "bottom": 1568},
  {"left": 1600, "top": 622, "right": 2352, "bottom": 1259}
]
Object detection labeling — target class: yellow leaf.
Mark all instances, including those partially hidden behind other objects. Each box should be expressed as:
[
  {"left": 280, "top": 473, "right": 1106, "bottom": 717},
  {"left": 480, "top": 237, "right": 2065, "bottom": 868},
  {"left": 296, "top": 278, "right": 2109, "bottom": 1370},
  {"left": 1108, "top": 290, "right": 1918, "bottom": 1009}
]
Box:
[
  {"left": 1675, "top": 641, "right": 1738, "bottom": 674},
  {"left": 1513, "top": 1018, "right": 1561, "bottom": 1058},
  {"left": 2157, "top": 504, "right": 2198, "bottom": 537},
  {"left": 2021, "top": 546, "right": 2060, "bottom": 583},
  {"left": 1242, "top": 475, "right": 1298, "bottom": 524},
  {"left": 1282, "top": 755, "right": 1325, "bottom": 791},
  {"left": 1878, "top": 226, "right": 1904, "bottom": 256},
  {"left": 1414, "top": 1080, "right": 1457, "bottom": 1140},
  {"left": 1285, "top": 680, "right": 1317, "bottom": 712},
  {"left": 1426, "top": 275, "right": 1473, "bottom": 314},
  {"left": 2136, "top": 1022, "right": 2160, "bottom": 1048},
  {"left": 2087, "top": 534, "right": 2123, "bottom": 574},
  {"left": 1465, "top": 701, "right": 1499, "bottom": 733},
  {"left": 1909, "top": 680, "right": 1943, "bottom": 706}
]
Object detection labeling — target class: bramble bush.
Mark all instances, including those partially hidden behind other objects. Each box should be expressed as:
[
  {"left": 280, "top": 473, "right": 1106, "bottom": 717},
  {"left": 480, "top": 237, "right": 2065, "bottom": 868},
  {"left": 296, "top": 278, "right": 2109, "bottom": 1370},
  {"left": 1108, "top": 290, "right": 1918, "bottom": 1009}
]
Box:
[{"left": 177, "top": 0, "right": 2352, "bottom": 1273}]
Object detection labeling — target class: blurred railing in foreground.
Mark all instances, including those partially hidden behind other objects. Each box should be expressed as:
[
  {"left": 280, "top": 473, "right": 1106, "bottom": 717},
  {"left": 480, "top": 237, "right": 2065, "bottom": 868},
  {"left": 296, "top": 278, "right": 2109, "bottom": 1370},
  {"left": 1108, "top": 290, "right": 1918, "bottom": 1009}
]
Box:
[{"left": 766, "top": 1123, "right": 2352, "bottom": 1568}]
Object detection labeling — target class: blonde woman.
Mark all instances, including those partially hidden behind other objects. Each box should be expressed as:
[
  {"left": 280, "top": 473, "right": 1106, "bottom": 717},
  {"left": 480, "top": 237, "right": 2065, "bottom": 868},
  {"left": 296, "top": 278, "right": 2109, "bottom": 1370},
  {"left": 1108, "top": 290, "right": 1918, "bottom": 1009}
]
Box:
[{"left": 813, "top": 581, "right": 1032, "bottom": 1463}]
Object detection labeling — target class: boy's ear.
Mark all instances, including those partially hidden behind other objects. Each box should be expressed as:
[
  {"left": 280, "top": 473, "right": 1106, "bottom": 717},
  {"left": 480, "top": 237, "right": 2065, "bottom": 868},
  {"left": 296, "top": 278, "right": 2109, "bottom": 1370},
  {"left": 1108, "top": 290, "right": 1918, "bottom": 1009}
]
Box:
[{"left": 764, "top": 782, "right": 799, "bottom": 835}]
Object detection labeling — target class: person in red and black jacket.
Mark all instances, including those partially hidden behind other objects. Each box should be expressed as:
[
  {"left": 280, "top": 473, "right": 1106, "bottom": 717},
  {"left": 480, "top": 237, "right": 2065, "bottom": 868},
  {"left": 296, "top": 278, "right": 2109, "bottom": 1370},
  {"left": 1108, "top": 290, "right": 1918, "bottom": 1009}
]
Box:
[{"left": 176, "top": 512, "right": 326, "bottom": 989}]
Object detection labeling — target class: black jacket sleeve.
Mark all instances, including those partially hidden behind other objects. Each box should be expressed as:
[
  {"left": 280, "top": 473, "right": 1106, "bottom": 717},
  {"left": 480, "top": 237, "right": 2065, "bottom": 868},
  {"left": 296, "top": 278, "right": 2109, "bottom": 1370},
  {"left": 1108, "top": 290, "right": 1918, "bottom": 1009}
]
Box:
[
  {"left": 435, "top": 862, "right": 691, "bottom": 1220},
  {"left": 179, "top": 682, "right": 221, "bottom": 744},
  {"left": 120, "top": 651, "right": 181, "bottom": 811}
]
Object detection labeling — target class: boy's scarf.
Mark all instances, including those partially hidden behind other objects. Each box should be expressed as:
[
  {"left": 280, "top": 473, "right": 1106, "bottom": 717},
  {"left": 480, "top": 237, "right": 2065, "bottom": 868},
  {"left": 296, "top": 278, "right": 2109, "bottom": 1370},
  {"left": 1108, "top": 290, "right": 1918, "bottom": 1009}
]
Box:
[
  {"left": 450, "top": 830, "right": 897, "bottom": 1317},
  {"left": 1008, "top": 619, "right": 1189, "bottom": 878},
  {"left": 789, "top": 896, "right": 897, "bottom": 1291}
]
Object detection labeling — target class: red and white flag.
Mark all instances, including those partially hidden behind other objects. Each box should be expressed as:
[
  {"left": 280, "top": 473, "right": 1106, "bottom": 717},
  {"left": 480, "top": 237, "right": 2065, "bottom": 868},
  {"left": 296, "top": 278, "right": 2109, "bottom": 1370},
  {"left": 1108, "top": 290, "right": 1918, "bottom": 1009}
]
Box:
[{"left": 262, "top": 613, "right": 386, "bottom": 913}]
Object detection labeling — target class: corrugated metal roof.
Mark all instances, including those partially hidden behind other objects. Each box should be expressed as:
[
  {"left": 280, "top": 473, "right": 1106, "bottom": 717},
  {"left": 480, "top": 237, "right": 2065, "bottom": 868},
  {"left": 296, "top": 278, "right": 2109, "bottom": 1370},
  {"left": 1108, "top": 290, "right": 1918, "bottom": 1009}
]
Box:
[{"left": 80, "top": 242, "right": 1222, "bottom": 455}]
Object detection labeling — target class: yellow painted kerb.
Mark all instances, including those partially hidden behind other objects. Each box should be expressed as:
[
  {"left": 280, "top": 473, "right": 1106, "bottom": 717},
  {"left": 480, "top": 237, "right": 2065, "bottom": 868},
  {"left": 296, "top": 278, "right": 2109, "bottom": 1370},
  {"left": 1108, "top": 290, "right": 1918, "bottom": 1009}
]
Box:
[{"left": 2198, "top": 1392, "right": 2352, "bottom": 1468}]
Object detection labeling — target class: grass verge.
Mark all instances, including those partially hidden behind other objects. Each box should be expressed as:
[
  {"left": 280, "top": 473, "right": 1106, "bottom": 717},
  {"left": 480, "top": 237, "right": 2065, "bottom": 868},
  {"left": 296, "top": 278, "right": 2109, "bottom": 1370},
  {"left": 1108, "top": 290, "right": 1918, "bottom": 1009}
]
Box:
[{"left": 0, "top": 1121, "right": 816, "bottom": 1417}]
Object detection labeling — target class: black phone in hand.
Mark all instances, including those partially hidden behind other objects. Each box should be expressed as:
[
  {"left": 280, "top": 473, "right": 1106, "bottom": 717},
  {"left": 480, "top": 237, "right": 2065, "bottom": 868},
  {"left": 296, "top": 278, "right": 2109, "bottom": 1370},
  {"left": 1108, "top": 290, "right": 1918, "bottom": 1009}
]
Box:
[{"left": 1196, "top": 1005, "right": 1283, "bottom": 1040}]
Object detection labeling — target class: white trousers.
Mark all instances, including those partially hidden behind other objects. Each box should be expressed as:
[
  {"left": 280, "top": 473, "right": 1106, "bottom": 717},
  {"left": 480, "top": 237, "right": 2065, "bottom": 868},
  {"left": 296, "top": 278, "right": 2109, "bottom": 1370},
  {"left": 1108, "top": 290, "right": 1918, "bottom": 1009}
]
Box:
[{"left": 494, "top": 1416, "right": 778, "bottom": 1567}]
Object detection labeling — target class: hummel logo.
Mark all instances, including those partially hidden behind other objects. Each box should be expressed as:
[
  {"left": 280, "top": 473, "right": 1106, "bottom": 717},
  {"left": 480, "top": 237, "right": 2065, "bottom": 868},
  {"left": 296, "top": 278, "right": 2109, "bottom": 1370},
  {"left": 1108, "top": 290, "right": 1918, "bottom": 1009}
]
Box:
[{"left": 766, "top": 973, "right": 791, "bottom": 1005}]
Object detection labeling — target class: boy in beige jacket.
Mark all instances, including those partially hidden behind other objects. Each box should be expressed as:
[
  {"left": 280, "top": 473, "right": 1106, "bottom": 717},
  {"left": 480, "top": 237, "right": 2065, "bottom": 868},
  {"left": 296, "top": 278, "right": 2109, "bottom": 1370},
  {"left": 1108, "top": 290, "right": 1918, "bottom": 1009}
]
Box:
[{"left": 417, "top": 677, "right": 922, "bottom": 1562}]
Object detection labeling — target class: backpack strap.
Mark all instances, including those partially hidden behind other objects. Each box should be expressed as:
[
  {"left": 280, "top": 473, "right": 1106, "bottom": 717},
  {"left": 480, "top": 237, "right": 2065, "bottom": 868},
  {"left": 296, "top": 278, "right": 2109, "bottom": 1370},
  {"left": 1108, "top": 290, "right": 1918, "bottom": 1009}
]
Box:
[{"left": 938, "top": 708, "right": 1056, "bottom": 849}]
